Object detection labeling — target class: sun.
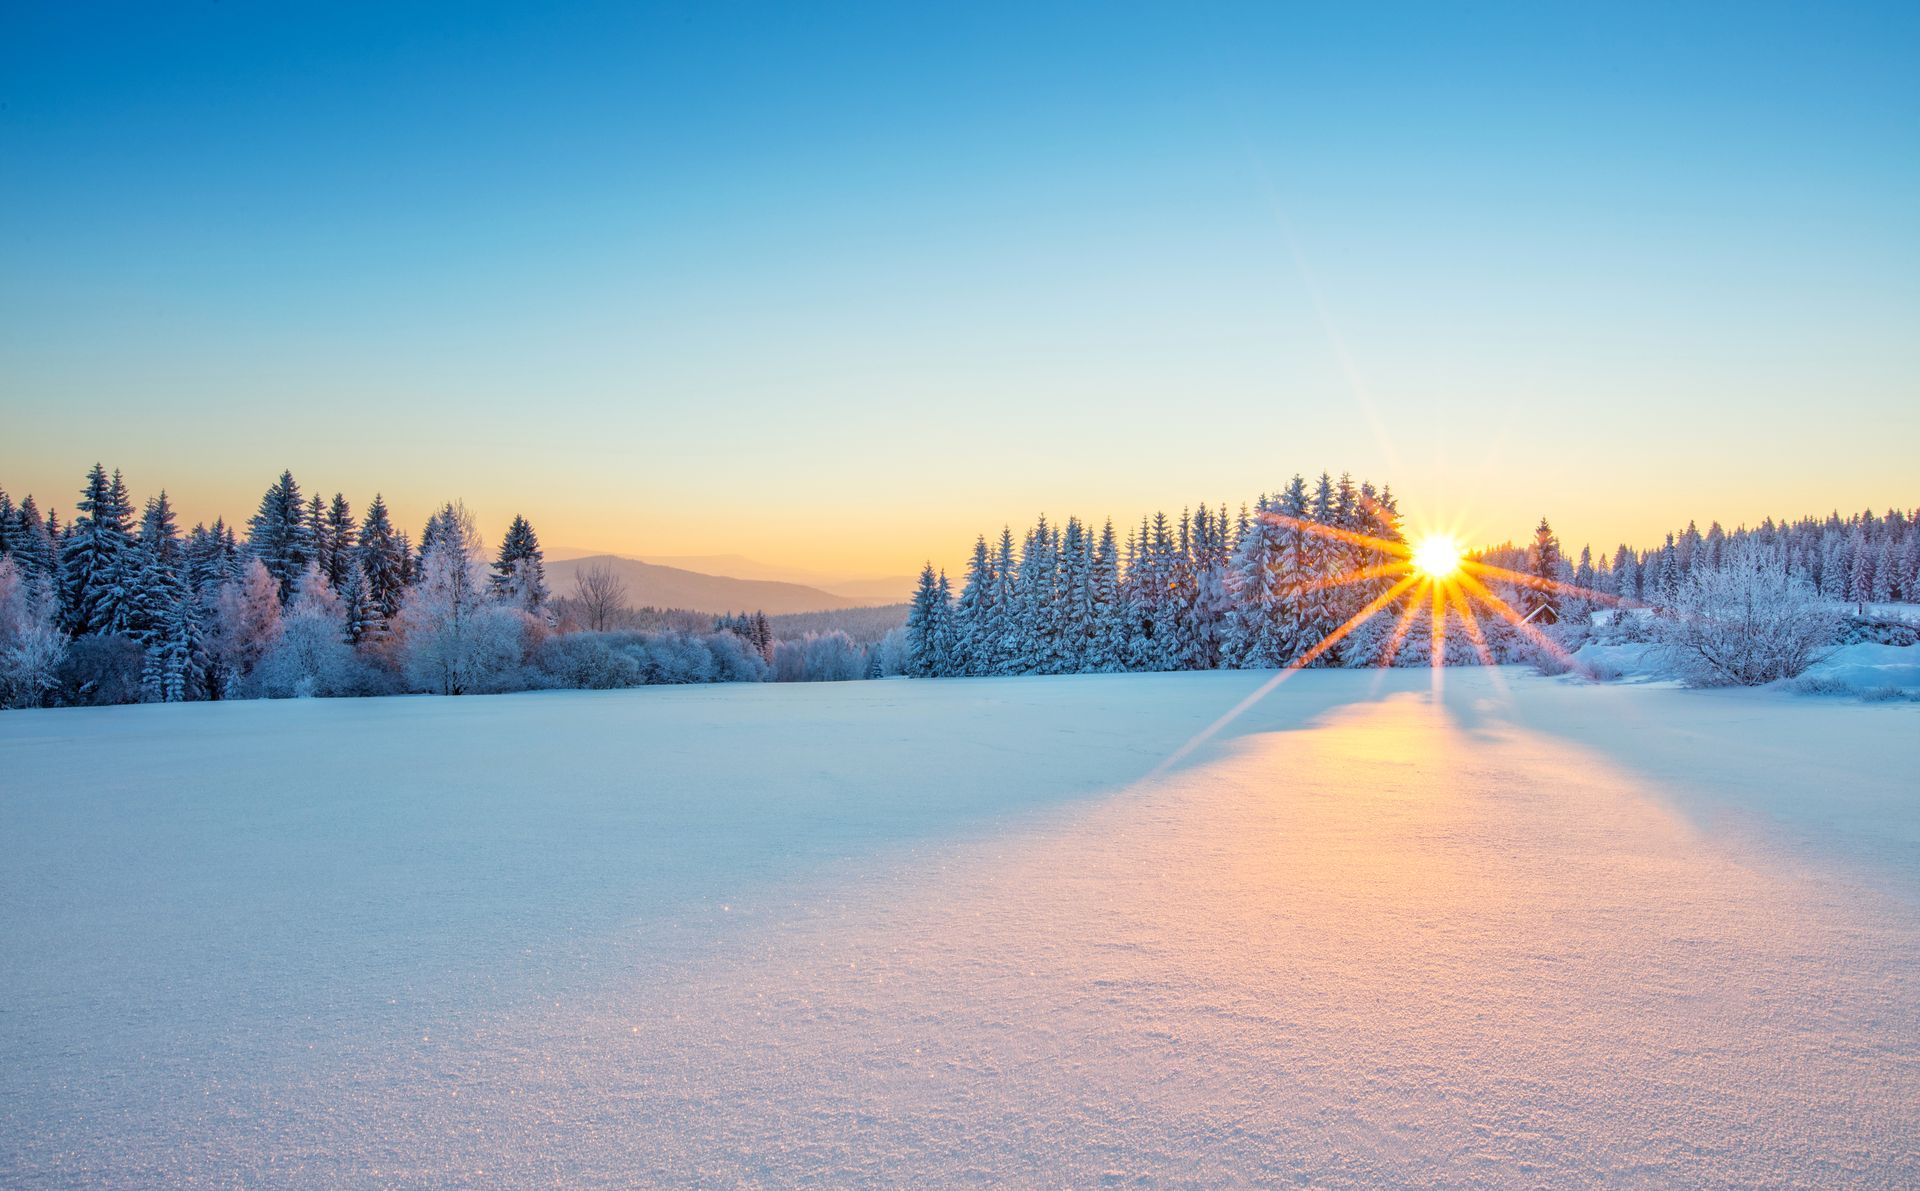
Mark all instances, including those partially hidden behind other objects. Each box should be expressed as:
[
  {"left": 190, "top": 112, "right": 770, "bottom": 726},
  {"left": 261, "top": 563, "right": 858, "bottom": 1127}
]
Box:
[{"left": 1411, "top": 534, "right": 1463, "bottom": 579}]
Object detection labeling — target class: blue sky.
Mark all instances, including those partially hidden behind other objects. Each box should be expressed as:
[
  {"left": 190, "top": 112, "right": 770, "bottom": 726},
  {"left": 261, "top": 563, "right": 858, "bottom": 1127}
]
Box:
[{"left": 3, "top": 2, "right": 1915, "bottom": 573}]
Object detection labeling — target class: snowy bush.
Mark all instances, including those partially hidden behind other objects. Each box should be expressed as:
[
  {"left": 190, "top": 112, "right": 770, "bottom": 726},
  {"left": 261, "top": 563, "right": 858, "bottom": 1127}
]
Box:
[
  {"left": 529, "top": 630, "right": 769, "bottom": 690},
  {"left": 868, "top": 626, "right": 910, "bottom": 677},
  {"left": 1657, "top": 542, "right": 1839, "bottom": 686},
  {"left": 773, "top": 631, "right": 864, "bottom": 682},
  {"left": 635, "top": 631, "right": 717, "bottom": 685},
  {"left": 532, "top": 632, "right": 645, "bottom": 689},
  {"left": 705, "top": 631, "right": 771, "bottom": 683}
]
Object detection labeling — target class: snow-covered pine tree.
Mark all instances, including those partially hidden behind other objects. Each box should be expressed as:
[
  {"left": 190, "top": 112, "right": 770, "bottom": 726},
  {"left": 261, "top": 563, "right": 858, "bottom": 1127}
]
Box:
[
  {"left": 1334, "top": 481, "right": 1404, "bottom": 666},
  {"left": 1055, "top": 517, "right": 1092, "bottom": 673},
  {"left": 1223, "top": 494, "right": 1286, "bottom": 668},
  {"left": 60, "top": 463, "right": 135, "bottom": 636},
  {"left": 953, "top": 535, "right": 996, "bottom": 676},
  {"left": 1087, "top": 518, "right": 1127, "bottom": 671},
  {"left": 304, "top": 495, "right": 330, "bottom": 590},
  {"left": 987, "top": 528, "right": 1018, "bottom": 675},
  {"left": 323, "top": 494, "right": 356, "bottom": 589},
  {"left": 1270, "top": 476, "right": 1313, "bottom": 664},
  {"left": 489, "top": 514, "right": 550, "bottom": 613},
  {"left": 1870, "top": 536, "right": 1896, "bottom": 604},
  {"left": 8, "top": 495, "right": 57, "bottom": 581},
  {"left": 119, "top": 492, "right": 189, "bottom": 654},
  {"left": 1295, "top": 473, "right": 1348, "bottom": 665},
  {"left": 904, "top": 562, "right": 943, "bottom": 678},
  {"left": 355, "top": 495, "right": 407, "bottom": 633},
  {"left": 339, "top": 560, "right": 373, "bottom": 645},
  {"left": 1012, "top": 516, "right": 1058, "bottom": 675},
  {"left": 1848, "top": 530, "right": 1873, "bottom": 611},
  {"left": 933, "top": 569, "right": 958, "bottom": 676},
  {"left": 1526, "top": 518, "right": 1564, "bottom": 621},
  {"left": 1653, "top": 533, "right": 1679, "bottom": 612},
  {"left": 247, "top": 471, "right": 313, "bottom": 602},
  {"left": 1180, "top": 505, "right": 1233, "bottom": 670}
]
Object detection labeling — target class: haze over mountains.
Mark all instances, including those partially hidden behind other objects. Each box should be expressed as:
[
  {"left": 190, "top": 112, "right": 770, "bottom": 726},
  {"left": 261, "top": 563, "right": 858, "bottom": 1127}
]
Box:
[{"left": 544, "top": 553, "right": 913, "bottom": 616}]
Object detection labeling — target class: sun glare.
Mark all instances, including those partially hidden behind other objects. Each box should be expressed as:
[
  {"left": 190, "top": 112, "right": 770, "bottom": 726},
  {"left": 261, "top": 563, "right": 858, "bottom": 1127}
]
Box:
[{"left": 1411, "top": 535, "right": 1463, "bottom": 579}]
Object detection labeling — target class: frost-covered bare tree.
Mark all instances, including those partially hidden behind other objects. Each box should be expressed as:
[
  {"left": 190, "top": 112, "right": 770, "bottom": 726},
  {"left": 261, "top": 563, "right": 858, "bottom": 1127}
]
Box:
[
  {"left": 572, "top": 560, "right": 629, "bottom": 632},
  {"left": 0, "top": 556, "right": 66, "bottom": 708},
  {"left": 395, "top": 528, "right": 527, "bottom": 695},
  {"left": 255, "top": 563, "right": 353, "bottom": 698},
  {"left": 1658, "top": 540, "right": 1839, "bottom": 686},
  {"left": 208, "top": 558, "right": 283, "bottom": 697}
]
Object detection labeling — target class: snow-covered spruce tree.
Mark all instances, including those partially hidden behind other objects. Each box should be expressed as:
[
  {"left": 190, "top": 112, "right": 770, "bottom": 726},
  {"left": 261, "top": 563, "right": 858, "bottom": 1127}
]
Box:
[
  {"left": 987, "top": 527, "right": 1019, "bottom": 674},
  {"left": 1124, "top": 512, "right": 1178, "bottom": 671},
  {"left": 208, "top": 559, "right": 283, "bottom": 697},
  {"left": 1296, "top": 474, "right": 1346, "bottom": 666},
  {"left": 185, "top": 519, "right": 240, "bottom": 605},
  {"left": 119, "top": 492, "right": 187, "bottom": 648},
  {"left": 0, "top": 555, "right": 66, "bottom": 709},
  {"left": 1012, "top": 517, "right": 1059, "bottom": 675},
  {"left": 322, "top": 494, "right": 356, "bottom": 589},
  {"left": 1653, "top": 533, "right": 1680, "bottom": 612},
  {"left": 953, "top": 535, "right": 996, "bottom": 676},
  {"left": 1223, "top": 495, "right": 1286, "bottom": 668},
  {"left": 1087, "top": 518, "right": 1128, "bottom": 672},
  {"left": 355, "top": 494, "right": 407, "bottom": 635},
  {"left": 903, "top": 562, "right": 944, "bottom": 677},
  {"left": 1181, "top": 504, "right": 1233, "bottom": 671},
  {"left": 304, "top": 495, "right": 329, "bottom": 590},
  {"left": 935, "top": 569, "right": 960, "bottom": 675},
  {"left": 1334, "top": 482, "right": 1404, "bottom": 666},
  {"left": 395, "top": 503, "right": 526, "bottom": 695},
  {"left": 1270, "top": 476, "right": 1314, "bottom": 664},
  {"left": 7, "top": 495, "right": 59, "bottom": 582},
  {"left": 60, "top": 463, "right": 135, "bottom": 636},
  {"left": 1657, "top": 540, "right": 1839, "bottom": 686},
  {"left": 1056, "top": 517, "right": 1092, "bottom": 673},
  {"left": 141, "top": 586, "right": 206, "bottom": 704},
  {"left": 488, "top": 514, "right": 549, "bottom": 614},
  {"left": 246, "top": 470, "right": 313, "bottom": 602},
  {"left": 1525, "top": 518, "right": 1564, "bottom": 622},
  {"left": 338, "top": 561, "right": 372, "bottom": 645},
  {"left": 1848, "top": 531, "right": 1875, "bottom": 611}
]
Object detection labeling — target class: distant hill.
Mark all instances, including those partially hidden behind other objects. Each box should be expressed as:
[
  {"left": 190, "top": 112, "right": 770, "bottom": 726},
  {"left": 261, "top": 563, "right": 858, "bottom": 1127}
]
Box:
[
  {"left": 638, "top": 554, "right": 917, "bottom": 603},
  {"left": 546, "top": 549, "right": 915, "bottom": 604},
  {"left": 545, "top": 554, "right": 868, "bottom": 616}
]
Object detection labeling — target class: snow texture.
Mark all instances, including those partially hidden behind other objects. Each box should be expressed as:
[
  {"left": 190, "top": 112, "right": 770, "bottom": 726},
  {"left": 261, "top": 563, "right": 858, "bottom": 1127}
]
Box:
[{"left": 3, "top": 670, "right": 1917, "bottom": 1187}]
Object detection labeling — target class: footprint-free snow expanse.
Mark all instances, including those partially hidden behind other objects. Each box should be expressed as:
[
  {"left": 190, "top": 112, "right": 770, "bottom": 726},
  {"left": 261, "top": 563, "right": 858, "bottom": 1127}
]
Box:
[{"left": 3, "top": 670, "right": 1918, "bottom": 1187}]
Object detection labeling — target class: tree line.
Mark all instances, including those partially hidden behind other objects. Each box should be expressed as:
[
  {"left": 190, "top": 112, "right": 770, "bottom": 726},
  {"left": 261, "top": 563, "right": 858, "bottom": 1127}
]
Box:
[
  {"left": 0, "top": 465, "right": 798, "bottom": 708},
  {"left": 899, "top": 479, "right": 1919, "bottom": 681}
]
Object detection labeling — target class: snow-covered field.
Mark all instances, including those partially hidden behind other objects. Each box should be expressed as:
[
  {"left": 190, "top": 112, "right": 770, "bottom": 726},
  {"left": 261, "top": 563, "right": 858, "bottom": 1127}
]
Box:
[{"left": 3, "top": 670, "right": 1918, "bottom": 1187}]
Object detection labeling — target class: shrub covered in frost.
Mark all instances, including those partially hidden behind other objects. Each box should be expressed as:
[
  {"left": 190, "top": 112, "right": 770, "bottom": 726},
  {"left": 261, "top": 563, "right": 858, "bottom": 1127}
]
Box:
[{"left": 1657, "top": 541, "right": 1839, "bottom": 686}]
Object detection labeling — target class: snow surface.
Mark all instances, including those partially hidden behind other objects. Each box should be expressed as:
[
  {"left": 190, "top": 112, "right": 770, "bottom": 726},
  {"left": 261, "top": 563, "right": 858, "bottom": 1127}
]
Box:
[
  {"left": 3, "top": 671, "right": 1918, "bottom": 1187},
  {"left": 1797, "top": 642, "right": 1920, "bottom": 693}
]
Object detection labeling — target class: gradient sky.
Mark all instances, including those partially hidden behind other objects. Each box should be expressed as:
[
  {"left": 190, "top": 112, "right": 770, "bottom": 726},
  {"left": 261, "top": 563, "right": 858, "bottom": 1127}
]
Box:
[{"left": 3, "top": 2, "right": 1916, "bottom": 578}]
